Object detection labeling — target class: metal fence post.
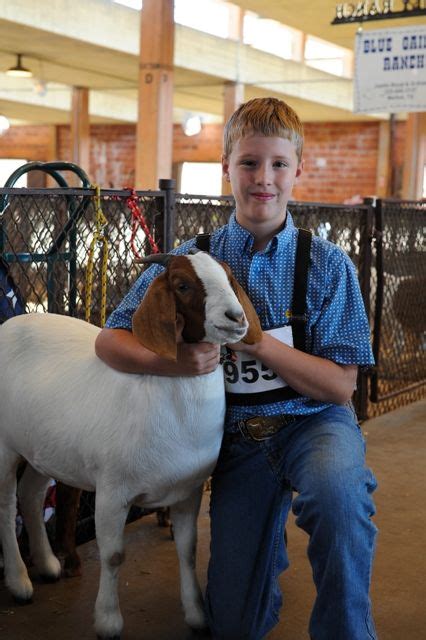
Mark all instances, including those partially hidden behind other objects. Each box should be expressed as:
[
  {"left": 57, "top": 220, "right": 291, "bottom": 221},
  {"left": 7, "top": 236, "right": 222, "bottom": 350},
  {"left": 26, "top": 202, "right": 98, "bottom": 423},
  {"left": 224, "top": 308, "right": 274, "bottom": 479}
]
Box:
[
  {"left": 159, "top": 178, "right": 176, "bottom": 253},
  {"left": 370, "top": 199, "right": 384, "bottom": 404},
  {"left": 354, "top": 198, "right": 376, "bottom": 420}
]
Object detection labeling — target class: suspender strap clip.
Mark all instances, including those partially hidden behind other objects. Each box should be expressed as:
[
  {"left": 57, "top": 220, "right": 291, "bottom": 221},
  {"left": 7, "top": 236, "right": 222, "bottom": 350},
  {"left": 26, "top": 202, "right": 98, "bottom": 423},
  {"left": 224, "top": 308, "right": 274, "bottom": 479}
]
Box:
[{"left": 195, "top": 233, "right": 211, "bottom": 252}]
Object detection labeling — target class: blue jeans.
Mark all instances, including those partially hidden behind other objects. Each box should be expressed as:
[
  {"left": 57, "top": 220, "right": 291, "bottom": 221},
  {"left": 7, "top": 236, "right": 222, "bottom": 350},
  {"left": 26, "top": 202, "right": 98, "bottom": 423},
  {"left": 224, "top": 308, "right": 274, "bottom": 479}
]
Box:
[{"left": 205, "top": 404, "right": 378, "bottom": 640}]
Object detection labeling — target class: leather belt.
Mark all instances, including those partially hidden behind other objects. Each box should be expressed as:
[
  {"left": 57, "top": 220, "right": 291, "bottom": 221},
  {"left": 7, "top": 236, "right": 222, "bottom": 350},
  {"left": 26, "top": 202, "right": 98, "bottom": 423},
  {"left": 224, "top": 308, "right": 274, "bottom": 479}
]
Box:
[{"left": 225, "top": 414, "right": 298, "bottom": 443}]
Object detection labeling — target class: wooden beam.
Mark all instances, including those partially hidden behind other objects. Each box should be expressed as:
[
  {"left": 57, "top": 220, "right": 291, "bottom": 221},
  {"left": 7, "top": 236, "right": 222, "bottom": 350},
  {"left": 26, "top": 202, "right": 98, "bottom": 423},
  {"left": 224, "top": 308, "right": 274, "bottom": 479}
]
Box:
[
  {"left": 135, "top": 0, "right": 174, "bottom": 190},
  {"left": 70, "top": 86, "right": 90, "bottom": 184},
  {"left": 402, "top": 113, "right": 426, "bottom": 200}
]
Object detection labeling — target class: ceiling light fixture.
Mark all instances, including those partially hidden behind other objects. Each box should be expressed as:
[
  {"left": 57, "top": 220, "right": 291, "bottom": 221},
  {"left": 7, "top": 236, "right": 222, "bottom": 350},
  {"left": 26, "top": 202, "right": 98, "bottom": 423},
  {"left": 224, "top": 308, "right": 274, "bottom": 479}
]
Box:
[
  {"left": 6, "top": 54, "right": 33, "bottom": 78},
  {"left": 182, "top": 114, "right": 202, "bottom": 137}
]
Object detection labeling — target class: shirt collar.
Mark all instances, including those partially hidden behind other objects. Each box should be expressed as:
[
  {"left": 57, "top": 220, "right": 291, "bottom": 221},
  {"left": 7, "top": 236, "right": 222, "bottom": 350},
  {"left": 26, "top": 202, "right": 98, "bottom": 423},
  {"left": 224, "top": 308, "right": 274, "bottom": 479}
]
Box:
[{"left": 227, "top": 211, "right": 296, "bottom": 255}]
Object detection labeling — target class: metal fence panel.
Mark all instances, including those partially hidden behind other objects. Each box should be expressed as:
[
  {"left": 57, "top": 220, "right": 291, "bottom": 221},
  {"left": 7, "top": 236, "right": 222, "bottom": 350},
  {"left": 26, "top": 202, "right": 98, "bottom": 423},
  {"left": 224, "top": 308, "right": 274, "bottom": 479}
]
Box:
[
  {"left": 0, "top": 188, "right": 165, "bottom": 324},
  {"left": 370, "top": 198, "right": 425, "bottom": 414}
]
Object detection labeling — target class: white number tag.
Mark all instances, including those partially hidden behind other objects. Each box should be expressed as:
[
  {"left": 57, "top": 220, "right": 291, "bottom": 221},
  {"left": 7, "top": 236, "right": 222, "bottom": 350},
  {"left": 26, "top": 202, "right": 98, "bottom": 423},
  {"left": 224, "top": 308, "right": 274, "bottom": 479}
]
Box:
[{"left": 224, "top": 326, "right": 293, "bottom": 394}]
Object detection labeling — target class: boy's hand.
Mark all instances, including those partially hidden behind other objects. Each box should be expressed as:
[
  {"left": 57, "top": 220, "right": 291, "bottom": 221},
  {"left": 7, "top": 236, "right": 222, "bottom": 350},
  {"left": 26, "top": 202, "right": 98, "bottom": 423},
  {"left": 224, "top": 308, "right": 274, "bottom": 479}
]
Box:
[
  {"left": 176, "top": 342, "right": 221, "bottom": 375},
  {"left": 176, "top": 314, "right": 220, "bottom": 374},
  {"left": 225, "top": 336, "right": 262, "bottom": 356}
]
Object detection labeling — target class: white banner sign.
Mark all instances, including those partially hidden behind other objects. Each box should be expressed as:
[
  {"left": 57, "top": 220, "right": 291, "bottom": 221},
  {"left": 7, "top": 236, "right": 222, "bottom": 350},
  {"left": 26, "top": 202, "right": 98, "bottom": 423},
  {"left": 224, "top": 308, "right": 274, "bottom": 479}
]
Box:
[{"left": 354, "top": 25, "right": 426, "bottom": 113}]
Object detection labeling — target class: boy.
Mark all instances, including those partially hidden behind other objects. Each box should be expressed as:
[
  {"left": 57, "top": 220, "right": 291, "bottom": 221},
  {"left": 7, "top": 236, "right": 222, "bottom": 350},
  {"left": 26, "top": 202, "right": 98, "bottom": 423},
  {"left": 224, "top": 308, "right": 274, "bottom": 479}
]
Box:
[{"left": 96, "top": 97, "right": 377, "bottom": 640}]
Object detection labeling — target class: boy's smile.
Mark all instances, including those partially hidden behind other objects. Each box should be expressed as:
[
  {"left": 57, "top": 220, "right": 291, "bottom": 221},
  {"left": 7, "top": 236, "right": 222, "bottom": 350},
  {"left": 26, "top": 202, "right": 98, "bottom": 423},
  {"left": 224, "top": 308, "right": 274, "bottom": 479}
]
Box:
[{"left": 222, "top": 135, "right": 303, "bottom": 248}]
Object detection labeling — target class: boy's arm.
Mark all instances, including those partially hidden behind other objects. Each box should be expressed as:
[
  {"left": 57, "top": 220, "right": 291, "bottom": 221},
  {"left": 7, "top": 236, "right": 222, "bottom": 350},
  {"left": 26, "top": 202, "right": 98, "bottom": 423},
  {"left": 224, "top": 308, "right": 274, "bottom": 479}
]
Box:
[
  {"left": 95, "top": 327, "right": 220, "bottom": 376},
  {"left": 231, "top": 336, "right": 357, "bottom": 405}
]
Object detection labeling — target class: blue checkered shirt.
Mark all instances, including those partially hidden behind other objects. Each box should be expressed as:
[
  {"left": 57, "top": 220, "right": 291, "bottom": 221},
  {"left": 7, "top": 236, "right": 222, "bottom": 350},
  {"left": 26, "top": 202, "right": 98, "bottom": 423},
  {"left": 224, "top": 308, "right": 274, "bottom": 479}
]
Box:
[{"left": 106, "top": 212, "right": 374, "bottom": 427}]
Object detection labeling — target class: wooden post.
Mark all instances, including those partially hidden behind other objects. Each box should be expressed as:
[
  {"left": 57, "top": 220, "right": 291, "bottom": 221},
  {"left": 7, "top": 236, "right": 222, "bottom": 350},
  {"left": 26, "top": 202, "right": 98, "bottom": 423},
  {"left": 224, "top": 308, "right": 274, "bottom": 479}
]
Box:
[
  {"left": 376, "top": 119, "right": 392, "bottom": 198},
  {"left": 135, "top": 0, "right": 174, "bottom": 189},
  {"left": 402, "top": 113, "right": 426, "bottom": 200},
  {"left": 221, "top": 5, "right": 244, "bottom": 196},
  {"left": 222, "top": 81, "right": 244, "bottom": 195},
  {"left": 70, "top": 87, "right": 90, "bottom": 184}
]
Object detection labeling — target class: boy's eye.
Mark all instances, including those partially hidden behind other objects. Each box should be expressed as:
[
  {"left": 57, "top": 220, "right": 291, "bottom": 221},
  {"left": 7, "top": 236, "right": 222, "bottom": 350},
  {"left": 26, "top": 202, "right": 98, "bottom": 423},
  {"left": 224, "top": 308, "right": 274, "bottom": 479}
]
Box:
[
  {"left": 274, "top": 161, "right": 288, "bottom": 168},
  {"left": 240, "top": 160, "right": 256, "bottom": 167}
]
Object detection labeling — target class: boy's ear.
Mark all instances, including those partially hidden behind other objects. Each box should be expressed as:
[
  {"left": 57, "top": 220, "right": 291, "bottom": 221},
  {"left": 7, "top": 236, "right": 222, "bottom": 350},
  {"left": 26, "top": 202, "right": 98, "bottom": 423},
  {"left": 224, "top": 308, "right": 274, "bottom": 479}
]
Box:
[
  {"left": 295, "top": 158, "right": 304, "bottom": 180},
  {"left": 222, "top": 155, "right": 230, "bottom": 181}
]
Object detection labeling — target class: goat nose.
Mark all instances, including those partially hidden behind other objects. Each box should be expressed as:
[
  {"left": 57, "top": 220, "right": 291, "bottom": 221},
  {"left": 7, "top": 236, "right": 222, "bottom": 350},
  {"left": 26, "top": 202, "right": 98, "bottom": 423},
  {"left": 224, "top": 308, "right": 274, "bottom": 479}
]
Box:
[{"left": 225, "top": 311, "right": 245, "bottom": 324}]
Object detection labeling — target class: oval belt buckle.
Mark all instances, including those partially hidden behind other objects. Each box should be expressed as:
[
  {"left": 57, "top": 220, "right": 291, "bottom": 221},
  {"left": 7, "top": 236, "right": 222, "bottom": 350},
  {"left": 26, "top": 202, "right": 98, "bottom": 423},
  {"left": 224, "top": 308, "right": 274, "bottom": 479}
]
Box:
[{"left": 246, "top": 417, "right": 276, "bottom": 441}]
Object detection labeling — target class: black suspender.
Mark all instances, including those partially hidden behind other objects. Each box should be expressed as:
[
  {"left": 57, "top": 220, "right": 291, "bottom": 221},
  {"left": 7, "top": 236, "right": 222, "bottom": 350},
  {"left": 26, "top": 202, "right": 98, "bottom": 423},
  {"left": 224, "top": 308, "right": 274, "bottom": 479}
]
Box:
[
  {"left": 195, "top": 228, "right": 312, "bottom": 405},
  {"left": 289, "top": 228, "right": 312, "bottom": 353},
  {"left": 195, "top": 233, "right": 211, "bottom": 252}
]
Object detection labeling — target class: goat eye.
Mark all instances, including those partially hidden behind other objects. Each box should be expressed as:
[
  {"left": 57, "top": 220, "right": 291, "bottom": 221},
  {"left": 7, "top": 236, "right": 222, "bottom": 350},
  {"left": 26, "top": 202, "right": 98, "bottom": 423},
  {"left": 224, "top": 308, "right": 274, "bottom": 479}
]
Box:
[{"left": 177, "top": 282, "right": 190, "bottom": 293}]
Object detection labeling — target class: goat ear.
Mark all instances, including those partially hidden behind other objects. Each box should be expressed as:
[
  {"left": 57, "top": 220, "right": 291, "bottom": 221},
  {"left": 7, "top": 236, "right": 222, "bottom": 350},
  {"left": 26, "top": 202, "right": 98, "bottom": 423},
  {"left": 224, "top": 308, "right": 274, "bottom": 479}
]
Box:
[
  {"left": 132, "top": 273, "right": 178, "bottom": 361},
  {"left": 225, "top": 270, "right": 263, "bottom": 345}
]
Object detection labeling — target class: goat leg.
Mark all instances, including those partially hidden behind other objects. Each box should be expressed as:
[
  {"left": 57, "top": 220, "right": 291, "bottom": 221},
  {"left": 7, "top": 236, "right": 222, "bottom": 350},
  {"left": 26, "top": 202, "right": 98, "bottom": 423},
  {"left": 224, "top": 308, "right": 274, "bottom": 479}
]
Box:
[
  {"left": 55, "top": 483, "right": 82, "bottom": 577},
  {"left": 171, "top": 485, "right": 207, "bottom": 631},
  {"left": 93, "top": 488, "right": 130, "bottom": 640}
]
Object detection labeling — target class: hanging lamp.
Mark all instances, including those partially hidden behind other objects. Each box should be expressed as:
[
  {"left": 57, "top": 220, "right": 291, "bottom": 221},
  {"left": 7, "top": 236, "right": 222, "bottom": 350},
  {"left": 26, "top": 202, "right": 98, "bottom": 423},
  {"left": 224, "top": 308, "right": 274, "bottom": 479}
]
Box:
[{"left": 6, "top": 54, "right": 33, "bottom": 78}]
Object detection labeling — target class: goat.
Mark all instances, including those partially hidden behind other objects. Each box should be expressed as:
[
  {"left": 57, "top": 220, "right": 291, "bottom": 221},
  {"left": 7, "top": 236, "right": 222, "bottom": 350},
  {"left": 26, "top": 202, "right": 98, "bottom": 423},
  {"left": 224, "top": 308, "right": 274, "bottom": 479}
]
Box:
[{"left": 0, "top": 251, "right": 262, "bottom": 639}]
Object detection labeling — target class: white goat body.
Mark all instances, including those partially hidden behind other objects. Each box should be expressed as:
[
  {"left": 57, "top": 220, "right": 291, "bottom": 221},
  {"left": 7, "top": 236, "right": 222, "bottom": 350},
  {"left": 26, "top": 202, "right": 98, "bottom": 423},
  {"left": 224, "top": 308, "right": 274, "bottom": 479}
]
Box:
[
  {"left": 2, "top": 314, "right": 224, "bottom": 502},
  {"left": 0, "top": 252, "right": 261, "bottom": 639}
]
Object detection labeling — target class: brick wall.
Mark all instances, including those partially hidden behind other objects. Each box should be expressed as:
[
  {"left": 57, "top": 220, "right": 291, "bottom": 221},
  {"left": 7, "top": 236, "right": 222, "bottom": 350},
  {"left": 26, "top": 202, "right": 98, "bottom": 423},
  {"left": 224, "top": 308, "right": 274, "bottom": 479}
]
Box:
[
  {"left": 0, "top": 120, "right": 406, "bottom": 202},
  {"left": 57, "top": 125, "right": 137, "bottom": 188},
  {"left": 0, "top": 125, "right": 56, "bottom": 163},
  {"left": 293, "top": 122, "right": 380, "bottom": 203}
]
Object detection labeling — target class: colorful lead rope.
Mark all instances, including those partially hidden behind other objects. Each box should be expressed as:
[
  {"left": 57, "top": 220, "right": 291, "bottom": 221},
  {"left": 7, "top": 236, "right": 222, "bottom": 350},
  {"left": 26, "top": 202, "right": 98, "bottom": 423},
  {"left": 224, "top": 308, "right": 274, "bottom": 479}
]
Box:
[
  {"left": 85, "top": 184, "right": 109, "bottom": 326},
  {"left": 126, "top": 188, "right": 160, "bottom": 258}
]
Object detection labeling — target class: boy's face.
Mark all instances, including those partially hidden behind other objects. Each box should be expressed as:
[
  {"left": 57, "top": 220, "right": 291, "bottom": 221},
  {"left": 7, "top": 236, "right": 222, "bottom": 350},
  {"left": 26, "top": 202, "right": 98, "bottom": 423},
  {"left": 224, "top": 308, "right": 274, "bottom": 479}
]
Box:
[{"left": 222, "top": 134, "right": 303, "bottom": 235}]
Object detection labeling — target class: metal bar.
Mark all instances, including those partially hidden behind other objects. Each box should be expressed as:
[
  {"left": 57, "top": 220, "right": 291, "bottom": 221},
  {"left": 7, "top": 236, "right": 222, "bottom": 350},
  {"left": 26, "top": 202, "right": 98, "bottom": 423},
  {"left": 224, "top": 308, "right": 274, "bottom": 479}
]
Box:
[
  {"left": 47, "top": 257, "right": 56, "bottom": 314},
  {"left": 69, "top": 217, "right": 78, "bottom": 317},
  {"left": 0, "top": 187, "right": 164, "bottom": 197},
  {"left": 370, "top": 199, "right": 384, "bottom": 403},
  {"left": 372, "top": 381, "right": 426, "bottom": 402},
  {"left": 354, "top": 202, "right": 375, "bottom": 420},
  {"left": 159, "top": 178, "right": 176, "bottom": 253},
  {"left": 3, "top": 253, "right": 71, "bottom": 263}
]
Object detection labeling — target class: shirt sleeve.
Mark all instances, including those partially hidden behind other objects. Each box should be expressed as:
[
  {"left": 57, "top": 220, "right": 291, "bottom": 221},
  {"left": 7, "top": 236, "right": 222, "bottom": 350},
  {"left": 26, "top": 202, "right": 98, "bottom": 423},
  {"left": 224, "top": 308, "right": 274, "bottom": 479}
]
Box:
[
  {"left": 310, "top": 248, "right": 375, "bottom": 367},
  {"left": 105, "top": 263, "right": 163, "bottom": 330},
  {"left": 105, "top": 239, "right": 197, "bottom": 330}
]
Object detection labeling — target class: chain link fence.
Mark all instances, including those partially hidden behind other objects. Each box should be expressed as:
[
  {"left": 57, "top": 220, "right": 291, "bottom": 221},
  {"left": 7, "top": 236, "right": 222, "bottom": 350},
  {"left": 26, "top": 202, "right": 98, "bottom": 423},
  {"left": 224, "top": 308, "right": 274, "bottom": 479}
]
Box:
[
  {"left": 1, "top": 172, "right": 424, "bottom": 546},
  {"left": 369, "top": 198, "right": 425, "bottom": 416},
  {"left": 0, "top": 188, "right": 165, "bottom": 325}
]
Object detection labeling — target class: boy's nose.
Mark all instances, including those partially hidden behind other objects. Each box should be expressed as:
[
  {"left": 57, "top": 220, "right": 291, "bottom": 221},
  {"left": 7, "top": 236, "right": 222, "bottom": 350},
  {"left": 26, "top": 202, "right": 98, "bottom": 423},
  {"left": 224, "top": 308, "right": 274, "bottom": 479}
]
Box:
[{"left": 254, "top": 165, "right": 272, "bottom": 185}]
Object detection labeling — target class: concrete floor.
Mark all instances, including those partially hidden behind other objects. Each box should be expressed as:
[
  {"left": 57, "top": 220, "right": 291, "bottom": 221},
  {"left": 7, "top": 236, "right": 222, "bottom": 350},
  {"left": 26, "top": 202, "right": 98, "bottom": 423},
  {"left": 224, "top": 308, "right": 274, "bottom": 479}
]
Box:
[{"left": 1, "top": 399, "right": 425, "bottom": 640}]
